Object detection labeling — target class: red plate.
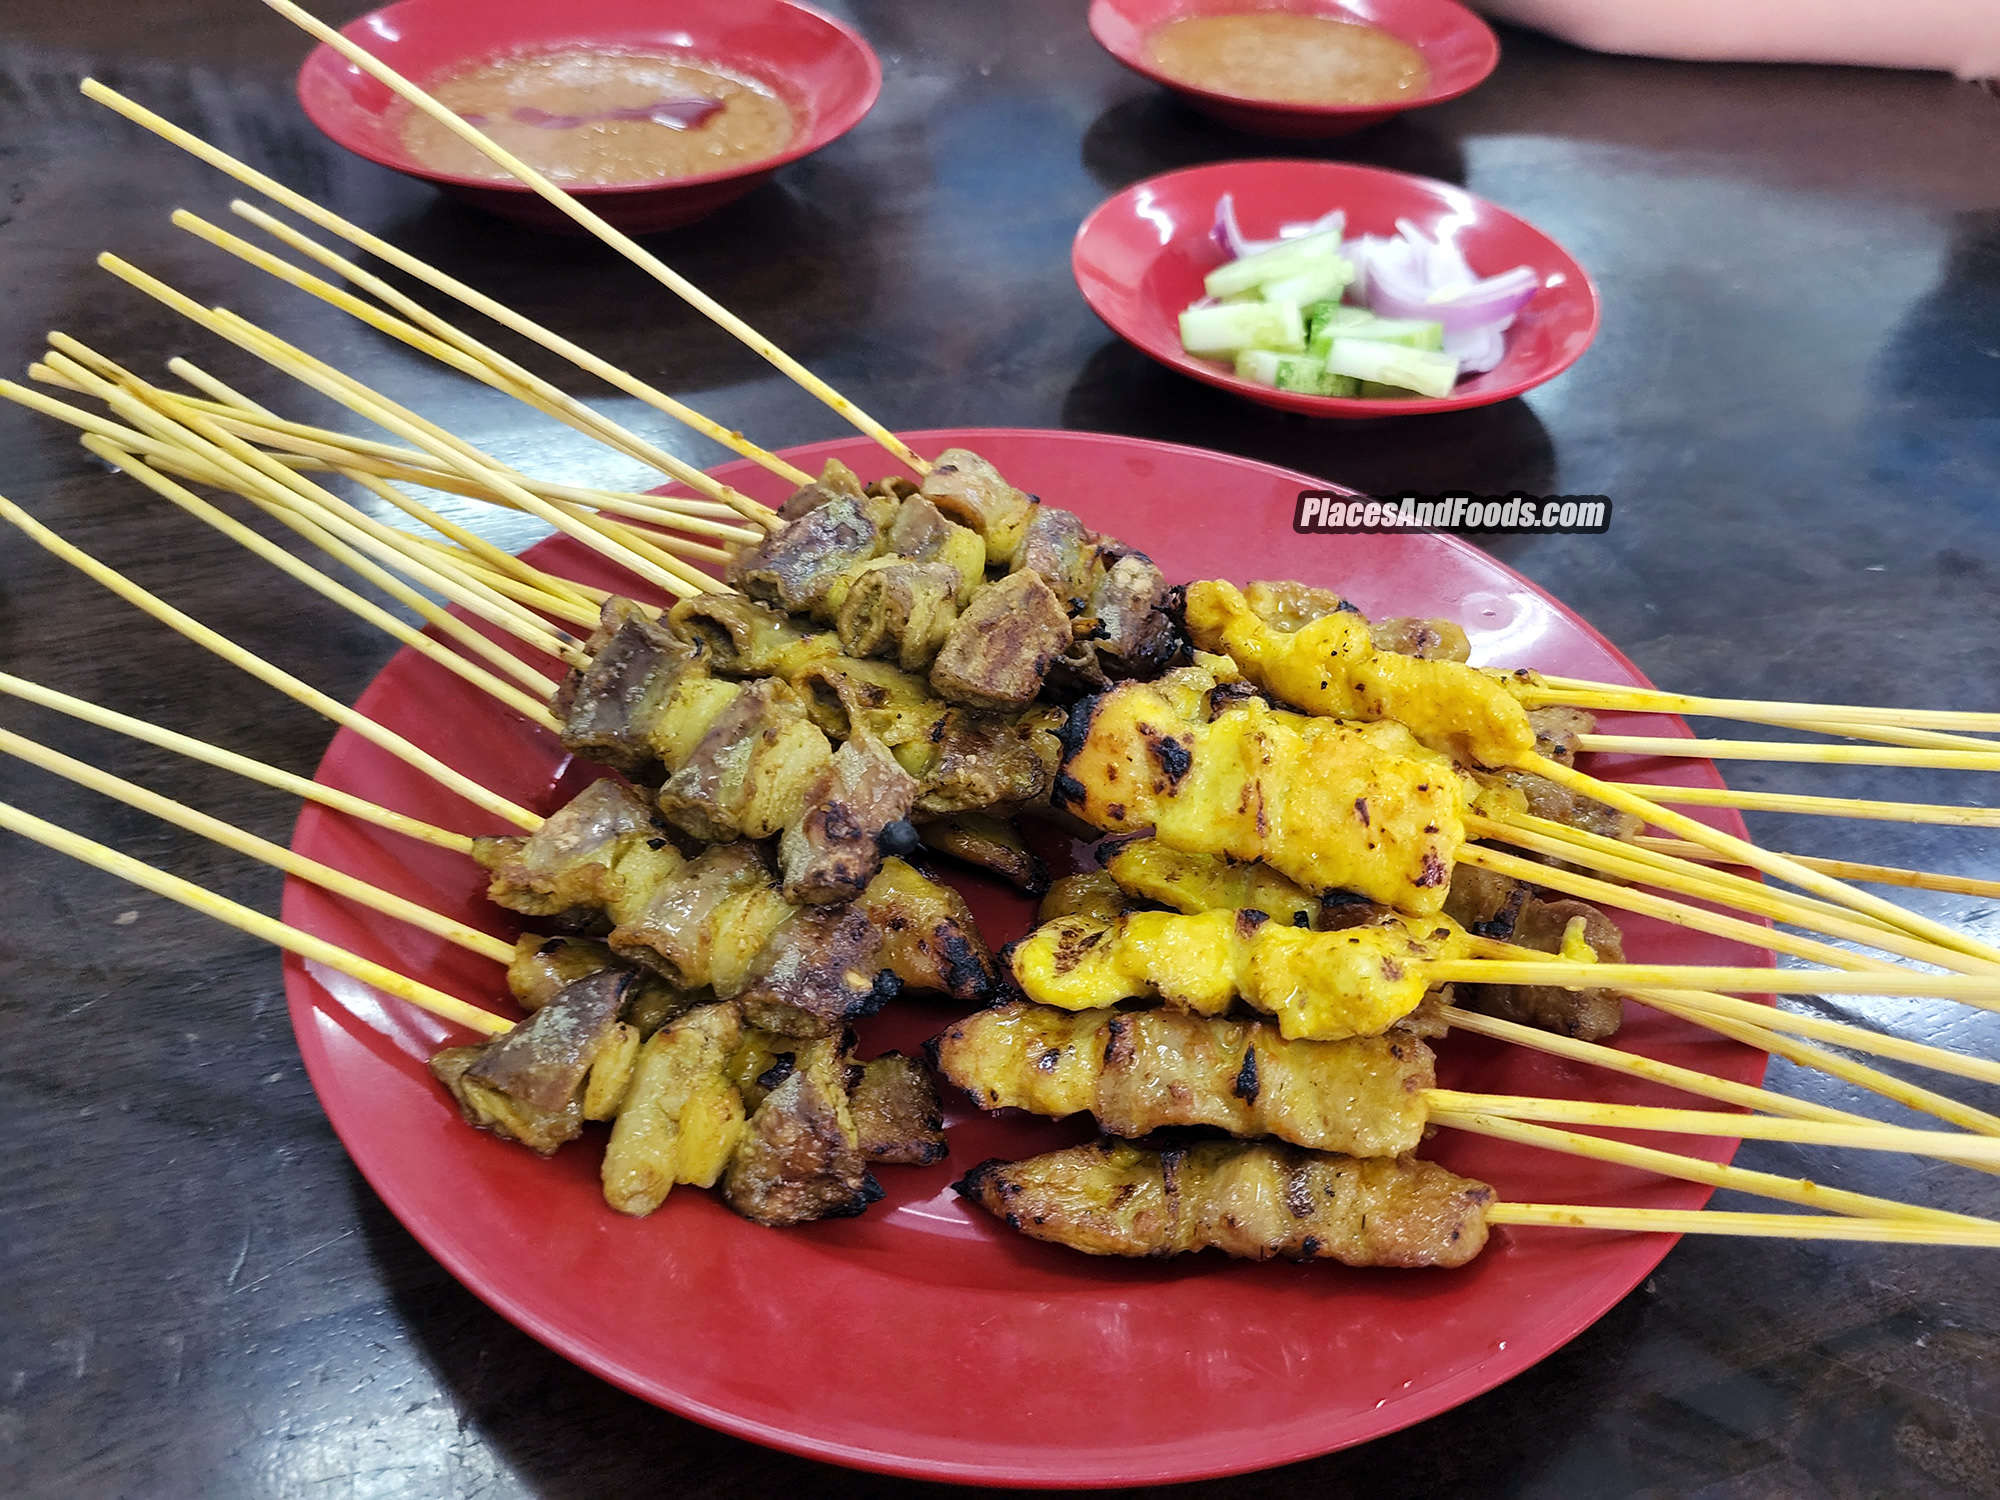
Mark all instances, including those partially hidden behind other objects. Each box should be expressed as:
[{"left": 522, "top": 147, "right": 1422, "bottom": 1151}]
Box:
[
  {"left": 1074, "top": 160, "right": 1601, "bottom": 418},
  {"left": 1089, "top": 0, "right": 1499, "bottom": 138},
  {"left": 282, "top": 430, "right": 1765, "bottom": 1486},
  {"left": 296, "top": 0, "right": 881, "bottom": 234}
]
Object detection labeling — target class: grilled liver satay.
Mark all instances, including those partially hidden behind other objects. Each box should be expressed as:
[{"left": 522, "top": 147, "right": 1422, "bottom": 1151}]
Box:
[{"left": 955, "top": 1138, "right": 1494, "bottom": 1267}]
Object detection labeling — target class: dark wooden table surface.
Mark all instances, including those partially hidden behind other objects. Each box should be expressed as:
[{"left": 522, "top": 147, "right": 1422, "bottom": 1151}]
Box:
[{"left": 4, "top": 3, "right": 1999, "bottom": 1495}]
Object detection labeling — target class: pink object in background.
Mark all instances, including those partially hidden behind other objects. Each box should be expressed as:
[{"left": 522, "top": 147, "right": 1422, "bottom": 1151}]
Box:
[{"left": 1473, "top": 0, "right": 2000, "bottom": 78}]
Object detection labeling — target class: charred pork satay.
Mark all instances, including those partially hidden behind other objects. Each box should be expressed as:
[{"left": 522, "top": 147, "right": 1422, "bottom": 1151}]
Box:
[
  {"left": 847, "top": 1053, "right": 950, "bottom": 1165},
  {"left": 470, "top": 777, "right": 682, "bottom": 921},
  {"left": 1470, "top": 706, "right": 1644, "bottom": 842},
  {"left": 1240, "top": 579, "right": 1472, "bottom": 662},
  {"left": 504, "top": 933, "right": 695, "bottom": 1036},
  {"left": 932, "top": 1002, "right": 1435, "bottom": 1157},
  {"left": 431, "top": 970, "right": 640, "bottom": 1155},
  {"left": 956, "top": 1139, "right": 1493, "bottom": 1267},
  {"left": 608, "top": 844, "right": 995, "bottom": 1034},
  {"left": 1008, "top": 904, "right": 1468, "bottom": 1040},
  {"left": 722, "top": 1033, "right": 882, "bottom": 1226},
  {"left": 666, "top": 594, "right": 839, "bottom": 679},
  {"left": 928, "top": 568, "right": 1074, "bottom": 709},
  {"left": 1054, "top": 668, "right": 1465, "bottom": 915}
]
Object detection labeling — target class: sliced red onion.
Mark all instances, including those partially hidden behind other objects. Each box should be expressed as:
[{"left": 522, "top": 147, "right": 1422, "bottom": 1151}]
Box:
[
  {"left": 1443, "top": 320, "right": 1508, "bottom": 375},
  {"left": 1210, "top": 194, "right": 1345, "bottom": 260}
]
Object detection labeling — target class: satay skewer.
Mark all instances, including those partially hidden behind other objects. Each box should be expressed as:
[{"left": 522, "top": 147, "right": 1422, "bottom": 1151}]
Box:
[
  {"left": 1577, "top": 733, "right": 2000, "bottom": 772},
  {"left": 1634, "top": 839, "right": 2000, "bottom": 902},
  {"left": 1483, "top": 1205, "right": 2000, "bottom": 1246},
  {"left": 0, "top": 672, "right": 474, "bottom": 854},
  {"left": 249, "top": 0, "right": 931, "bottom": 478},
  {"left": 80, "top": 77, "right": 807, "bottom": 504},
  {"left": 168, "top": 206, "right": 775, "bottom": 530},
  {"left": 1522, "top": 678, "right": 2000, "bottom": 735},
  {"left": 0, "top": 495, "right": 542, "bottom": 831},
  {"left": 0, "top": 726, "right": 514, "bottom": 966},
  {"left": 1602, "top": 780, "right": 2000, "bottom": 828},
  {"left": 0, "top": 799, "right": 508, "bottom": 1036}
]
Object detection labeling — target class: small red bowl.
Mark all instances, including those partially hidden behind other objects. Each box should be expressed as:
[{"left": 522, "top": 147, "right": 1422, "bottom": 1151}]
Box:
[
  {"left": 1072, "top": 159, "right": 1600, "bottom": 418},
  {"left": 1089, "top": 0, "right": 1498, "bottom": 138},
  {"left": 297, "top": 0, "right": 881, "bottom": 234}
]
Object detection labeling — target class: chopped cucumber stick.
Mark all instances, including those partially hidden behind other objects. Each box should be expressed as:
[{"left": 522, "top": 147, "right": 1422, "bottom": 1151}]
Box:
[
  {"left": 1324, "top": 337, "right": 1461, "bottom": 400},
  {"left": 1202, "top": 229, "right": 1344, "bottom": 299},
  {"left": 1259, "top": 257, "right": 1352, "bottom": 310},
  {"left": 1233, "top": 350, "right": 1359, "bottom": 397},
  {"left": 1179, "top": 300, "right": 1305, "bottom": 358}
]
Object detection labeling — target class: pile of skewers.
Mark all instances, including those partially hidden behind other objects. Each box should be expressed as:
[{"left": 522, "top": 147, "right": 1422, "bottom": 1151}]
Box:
[{"left": 4, "top": 0, "right": 2000, "bottom": 1267}]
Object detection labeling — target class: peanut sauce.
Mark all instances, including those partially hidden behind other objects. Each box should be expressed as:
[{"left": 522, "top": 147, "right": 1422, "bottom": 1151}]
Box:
[
  {"left": 402, "top": 48, "right": 796, "bottom": 186},
  {"left": 1147, "top": 14, "right": 1430, "bottom": 106}
]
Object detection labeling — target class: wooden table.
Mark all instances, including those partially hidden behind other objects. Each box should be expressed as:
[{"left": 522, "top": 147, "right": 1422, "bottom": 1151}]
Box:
[{"left": 3, "top": 4, "right": 1997, "bottom": 1495}]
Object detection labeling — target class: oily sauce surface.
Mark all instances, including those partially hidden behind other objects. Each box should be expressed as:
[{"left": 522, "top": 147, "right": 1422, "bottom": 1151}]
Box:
[
  {"left": 1147, "top": 14, "right": 1430, "bottom": 105},
  {"left": 402, "top": 48, "right": 796, "bottom": 185}
]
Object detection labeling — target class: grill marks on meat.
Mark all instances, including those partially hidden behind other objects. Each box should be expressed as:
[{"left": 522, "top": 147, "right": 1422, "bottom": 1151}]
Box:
[
  {"left": 929, "top": 569, "right": 1073, "bottom": 710},
  {"left": 1445, "top": 863, "right": 1628, "bottom": 1040},
  {"left": 657, "top": 676, "right": 831, "bottom": 844},
  {"left": 915, "top": 810, "right": 1049, "bottom": 893},
  {"left": 849, "top": 1053, "right": 948, "bottom": 1164},
  {"left": 955, "top": 1139, "right": 1493, "bottom": 1267},
  {"left": 728, "top": 489, "right": 901, "bottom": 620},
  {"left": 779, "top": 734, "right": 920, "bottom": 904},
  {"left": 933, "top": 1002, "right": 1435, "bottom": 1156},
  {"left": 724, "top": 1035, "right": 882, "bottom": 1225},
  {"left": 553, "top": 598, "right": 704, "bottom": 780},
  {"left": 473, "top": 778, "right": 676, "bottom": 922}
]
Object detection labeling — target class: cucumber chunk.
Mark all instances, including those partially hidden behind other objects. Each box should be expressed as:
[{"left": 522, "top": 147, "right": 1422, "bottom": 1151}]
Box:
[
  {"left": 1179, "top": 300, "right": 1306, "bottom": 357},
  {"left": 1323, "top": 338, "right": 1461, "bottom": 399},
  {"left": 1234, "top": 350, "right": 1360, "bottom": 398},
  {"left": 1202, "top": 229, "right": 1345, "bottom": 299}
]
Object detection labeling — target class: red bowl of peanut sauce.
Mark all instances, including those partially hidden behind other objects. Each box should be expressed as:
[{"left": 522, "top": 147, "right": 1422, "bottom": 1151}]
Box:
[
  {"left": 1089, "top": 0, "right": 1499, "bottom": 138},
  {"left": 298, "top": 0, "right": 881, "bottom": 233}
]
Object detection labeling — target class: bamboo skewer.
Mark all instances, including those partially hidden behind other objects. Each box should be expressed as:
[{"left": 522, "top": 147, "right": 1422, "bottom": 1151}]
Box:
[
  {"left": 0, "top": 672, "right": 474, "bottom": 854},
  {"left": 38, "top": 344, "right": 585, "bottom": 680},
  {"left": 0, "top": 726, "right": 514, "bottom": 965},
  {"left": 1526, "top": 677, "right": 2000, "bottom": 734},
  {"left": 1578, "top": 733, "right": 2000, "bottom": 772},
  {"left": 252, "top": 0, "right": 929, "bottom": 478},
  {"left": 1485, "top": 1203, "right": 2000, "bottom": 1245},
  {"left": 1635, "top": 839, "right": 2000, "bottom": 902},
  {"left": 0, "top": 798, "right": 509, "bottom": 1036},
  {"left": 1531, "top": 755, "right": 2000, "bottom": 967},
  {"left": 0, "top": 495, "right": 540, "bottom": 831},
  {"left": 172, "top": 206, "right": 771, "bottom": 525},
  {"left": 1460, "top": 844, "right": 1921, "bottom": 980},
  {"left": 1604, "top": 781, "right": 2000, "bottom": 828},
  {"left": 1469, "top": 816, "right": 1989, "bottom": 975},
  {"left": 1633, "top": 990, "right": 2000, "bottom": 1135},
  {"left": 79, "top": 79, "right": 803, "bottom": 503},
  {"left": 85, "top": 437, "right": 565, "bottom": 732},
  {"left": 1432, "top": 957, "right": 2000, "bottom": 1006},
  {"left": 1430, "top": 1090, "right": 2000, "bottom": 1169},
  {"left": 1437, "top": 1111, "right": 1988, "bottom": 1226},
  {"left": 89, "top": 256, "right": 710, "bottom": 603}
]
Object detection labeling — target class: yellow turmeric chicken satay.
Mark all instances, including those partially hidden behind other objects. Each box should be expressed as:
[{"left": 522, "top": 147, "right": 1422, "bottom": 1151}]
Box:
[
  {"left": 1055, "top": 670, "right": 1465, "bottom": 915},
  {"left": 1183, "top": 579, "right": 1537, "bottom": 769},
  {"left": 1008, "top": 905, "right": 1470, "bottom": 1040}
]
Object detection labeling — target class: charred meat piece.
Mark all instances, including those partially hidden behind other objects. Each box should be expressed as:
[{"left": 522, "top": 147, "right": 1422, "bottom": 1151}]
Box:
[
  {"left": 504, "top": 933, "right": 694, "bottom": 1035},
  {"left": 666, "top": 594, "right": 837, "bottom": 678},
  {"left": 1242, "top": 579, "right": 1354, "bottom": 631},
  {"left": 1528, "top": 706, "right": 1596, "bottom": 764},
  {"left": 472, "top": 779, "right": 678, "bottom": 922},
  {"left": 909, "top": 704, "right": 1065, "bottom": 816},
  {"left": 916, "top": 810, "right": 1049, "bottom": 894},
  {"left": 1475, "top": 767, "right": 1643, "bottom": 842},
  {"left": 857, "top": 856, "right": 997, "bottom": 1006},
  {"left": 919, "top": 448, "right": 1037, "bottom": 564},
  {"left": 795, "top": 656, "right": 943, "bottom": 749},
  {"left": 723, "top": 1036, "right": 882, "bottom": 1226},
  {"left": 778, "top": 733, "right": 921, "bottom": 904},
  {"left": 849, "top": 1052, "right": 948, "bottom": 1165},
  {"left": 1011, "top": 504, "right": 1100, "bottom": 603},
  {"left": 1037, "top": 869, "right": 1139, "bottom": 927},
  {"left": 933, "top": 1002, "right": 1435, "bottom": 1157},
  {"left": 1083, "top": 551, "right": 1180, "bottom": 680},
  {"left": 1372, "top": 616, "right": 1473, "bottom": 662},
  {"left": 929, "top": 569, "right": 1073, "bottom": 710},
  {"left": 956, "top": 1138, "right": 1493, "bottom": 1266},
  {"left": 610, "top": 841, "right": 789, "bottom": 991},
  {"left": 836, "top": 558, "right": 963, "bottom": 670},
  {"left": 1445, "top": 864, "right": 1628, "bottom": 1040},
  {"left": 429, "top": 970, "right": 634, "bottom": 1156},
  {"left": 733, "top": 901, "right": 902, "bottom": 1038},
  {"left": 554, "top": 598, "right": 705, "bottom": 780},
  {"left": 774, "top": 457, "right": 868, "bottom": 521},
  {"left": 885, "top": 494, "right": 985, "bottom": 602},
  {"left": 602, "top": 1002, "right": 748, "bottom": 1216},
  {"left": 728, "top": 489, "right": 900, "bottom": 620},
  {"left": 655, "top": 676, "right": 833, "bottom": 843}
]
